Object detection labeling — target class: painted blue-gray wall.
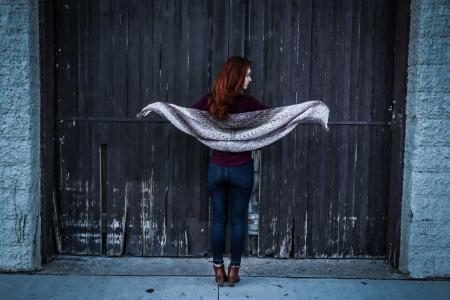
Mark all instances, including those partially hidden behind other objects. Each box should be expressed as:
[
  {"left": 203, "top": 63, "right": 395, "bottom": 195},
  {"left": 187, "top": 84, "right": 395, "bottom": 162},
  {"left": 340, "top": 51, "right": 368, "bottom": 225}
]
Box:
[
  {"left": 0, "top": 0, "right": 41, "bottom": 271},
  {"left": 399, "top": 0, "right": 450, "bottom": 278}
]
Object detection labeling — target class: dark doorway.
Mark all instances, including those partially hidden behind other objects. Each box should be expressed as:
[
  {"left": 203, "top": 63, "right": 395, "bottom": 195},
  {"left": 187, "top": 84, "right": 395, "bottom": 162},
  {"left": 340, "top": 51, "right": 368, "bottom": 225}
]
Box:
[{"left": 40, "top": 0, "right": 409, "bottom": 268}]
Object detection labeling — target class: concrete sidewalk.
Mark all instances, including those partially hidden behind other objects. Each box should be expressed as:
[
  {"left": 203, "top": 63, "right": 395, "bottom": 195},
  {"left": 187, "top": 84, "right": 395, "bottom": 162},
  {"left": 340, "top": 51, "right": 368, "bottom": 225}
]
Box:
[
  {"left": 1, "top": 256, "right": 449, "bottom": 299},
  {"left": 1, "top": 274, "right": 450, "bottom": 299}
]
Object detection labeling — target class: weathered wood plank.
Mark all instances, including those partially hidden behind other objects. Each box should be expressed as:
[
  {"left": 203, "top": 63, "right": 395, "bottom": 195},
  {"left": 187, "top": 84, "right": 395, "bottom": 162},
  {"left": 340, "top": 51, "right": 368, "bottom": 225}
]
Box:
[
  {"left": 39, "top": 0, "right": 58, "bottom": 263},
  {"left": 291, "top": 0, "right": 313, "bottom": 259},
  {"left": 386, "top": 0, "right": 410, "bottom": 268},
  {"left": 105, "top": 124, "right": 127, "bottom": 256},
  {"left": 258, "top": 0, "right": 284, "bottom": 257},
  {"left": 184, "top": 0, "right": 211, "bottom": 256},
  {"left": 276, "top": 0, "right": 295, "bottom": 258}
]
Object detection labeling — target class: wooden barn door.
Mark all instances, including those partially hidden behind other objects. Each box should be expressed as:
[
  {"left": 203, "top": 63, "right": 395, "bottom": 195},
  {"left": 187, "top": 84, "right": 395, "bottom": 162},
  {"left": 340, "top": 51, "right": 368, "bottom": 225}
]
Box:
[
  {"left": 256, "top": 0, "right": 400, "bottom": 258},
  {"left": 50, "top": 0, "right": 405, "bottom": 259},
  {"left": 53, "top": 0, "right": 217, "bottom": 256}
]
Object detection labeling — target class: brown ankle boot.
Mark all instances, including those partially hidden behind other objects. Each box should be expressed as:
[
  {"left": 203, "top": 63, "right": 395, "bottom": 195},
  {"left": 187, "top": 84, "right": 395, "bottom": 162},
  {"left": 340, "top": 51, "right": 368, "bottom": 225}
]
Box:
[
  {"left": 228, "top": 265, "right": 240, "bottom": 287},
  {"left": 213, "top": 264, "right": 227, "bottom": 286}
]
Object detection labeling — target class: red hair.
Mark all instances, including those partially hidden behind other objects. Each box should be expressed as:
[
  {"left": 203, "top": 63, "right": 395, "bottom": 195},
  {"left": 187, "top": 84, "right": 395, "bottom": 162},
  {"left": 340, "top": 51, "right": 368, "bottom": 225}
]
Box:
[{"left": 207, "top": 56, "right": 251, "bottom": 120}]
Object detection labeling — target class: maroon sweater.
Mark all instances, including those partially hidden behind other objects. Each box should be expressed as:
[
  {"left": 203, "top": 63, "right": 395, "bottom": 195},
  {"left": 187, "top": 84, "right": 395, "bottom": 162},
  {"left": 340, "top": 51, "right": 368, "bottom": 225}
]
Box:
[{"left": 191, "top": 93, "right": 270, "bottom": 166}]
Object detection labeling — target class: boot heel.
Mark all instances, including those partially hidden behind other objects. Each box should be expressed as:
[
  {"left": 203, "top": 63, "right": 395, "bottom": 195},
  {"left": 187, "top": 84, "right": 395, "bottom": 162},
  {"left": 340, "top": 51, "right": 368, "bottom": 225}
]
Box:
[
  {"left": 213, "top": 264, "right": 226, "bottom": 287},
  {"left": 216, "top": 279, "right": 224, "bottom": 287},
  {"left": 228, "top": 265, "right": 240, "bottom": 287}
]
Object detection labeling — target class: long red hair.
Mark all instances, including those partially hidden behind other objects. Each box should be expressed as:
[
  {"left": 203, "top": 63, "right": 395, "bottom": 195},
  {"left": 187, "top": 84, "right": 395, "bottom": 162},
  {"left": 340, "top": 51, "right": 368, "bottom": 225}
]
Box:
[{"left": 207, "top": 56, "right": 251, "bottom": 120}]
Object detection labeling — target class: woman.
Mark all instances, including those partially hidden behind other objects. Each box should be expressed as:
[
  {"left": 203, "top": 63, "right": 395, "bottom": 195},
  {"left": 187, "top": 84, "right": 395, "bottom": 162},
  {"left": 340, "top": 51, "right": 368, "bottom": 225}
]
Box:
[{"left": 191, "top": 56, "right": 270, "bottom": 287}]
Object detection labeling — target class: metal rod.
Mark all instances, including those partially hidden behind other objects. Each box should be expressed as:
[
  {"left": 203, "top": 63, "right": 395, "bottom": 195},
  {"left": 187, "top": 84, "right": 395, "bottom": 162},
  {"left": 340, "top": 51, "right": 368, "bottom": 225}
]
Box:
[{"left": 57, "top": 117, "right": 390, "bottom": 126}]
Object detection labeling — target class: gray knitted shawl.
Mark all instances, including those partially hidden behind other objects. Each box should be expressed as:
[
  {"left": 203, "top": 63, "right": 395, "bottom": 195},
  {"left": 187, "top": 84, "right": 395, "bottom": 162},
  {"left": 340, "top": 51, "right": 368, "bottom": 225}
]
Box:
[{"left": 136, "top": 100, "right": 330, "bottom": 152}]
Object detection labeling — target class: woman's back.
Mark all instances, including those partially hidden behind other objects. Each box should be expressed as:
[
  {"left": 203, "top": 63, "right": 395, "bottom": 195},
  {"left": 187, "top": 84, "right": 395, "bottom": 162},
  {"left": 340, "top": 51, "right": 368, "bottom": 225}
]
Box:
[{"left": 191, "top": 93, "right": 269, "bottom": 166}]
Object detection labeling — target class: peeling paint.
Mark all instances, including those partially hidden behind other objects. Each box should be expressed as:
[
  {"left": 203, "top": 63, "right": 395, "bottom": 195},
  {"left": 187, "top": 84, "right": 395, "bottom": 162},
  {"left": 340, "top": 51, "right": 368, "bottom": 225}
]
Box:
[
  {"left": 184, "top": 228, "right": 188, "bottom": 256},
  {"left": 60, "top": 219, "right": 100, "bottom": 229},
  {"left": 62, "top": 180, "right": 83, "bottom": 191},
  {"left": 52, "top": 190, "right": 63, "bottom": 253},
  {"left": 303, "top": 211, "right": 307, "bottom": 255},
  {"left": 71, "top": 233, "right": 101, "bottom": 240},
  {"left": 336, "top": 216, "right": 358, "bottom": 228},
  {"left": 160, "top": 216, "right": 167, "bottom": 253},
  {"left": 279, "top": 235, "right": 290, "bottom": 257}
]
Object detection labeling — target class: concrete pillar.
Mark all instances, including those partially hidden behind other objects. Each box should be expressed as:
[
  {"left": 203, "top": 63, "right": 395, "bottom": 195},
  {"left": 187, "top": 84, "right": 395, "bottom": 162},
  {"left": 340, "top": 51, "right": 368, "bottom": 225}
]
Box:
[
  {"left": 0, "top": 0, "right": 41, "bottom": 271},
  {"left": 399, "top": 0, "right": 450, "bottom": 278}
]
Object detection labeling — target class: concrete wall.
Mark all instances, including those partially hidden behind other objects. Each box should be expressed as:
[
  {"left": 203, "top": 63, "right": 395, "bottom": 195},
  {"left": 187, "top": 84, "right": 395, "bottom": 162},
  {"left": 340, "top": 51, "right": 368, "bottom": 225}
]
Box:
[
  {"left": 0, "top": 0, "right": 41, "bottom": 271},
  {"left": 399, "top": 0, "right": 450, "bottom": 278}
]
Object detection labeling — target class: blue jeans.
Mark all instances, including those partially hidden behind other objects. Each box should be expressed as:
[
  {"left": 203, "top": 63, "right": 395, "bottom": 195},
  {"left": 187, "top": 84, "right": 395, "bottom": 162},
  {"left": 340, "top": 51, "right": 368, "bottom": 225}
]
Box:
[{"left": 207, "top": 162, "right": 254, "bottom": 267}]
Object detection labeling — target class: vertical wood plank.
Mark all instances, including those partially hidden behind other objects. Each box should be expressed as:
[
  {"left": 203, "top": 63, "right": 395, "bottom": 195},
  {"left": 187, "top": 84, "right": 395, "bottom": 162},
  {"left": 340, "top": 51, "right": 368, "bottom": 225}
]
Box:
[
  {"left": 39, "top": 0, "right": 57, "bottom": 263},
  {"left": 258, "top": 0, "right": 284, "bottom": 257},
  {"left": 292, "top": 0, "right": 313, "bottom": 258},
  {"left": 386, "top": 0, "right": 410, "bottom": 268}
]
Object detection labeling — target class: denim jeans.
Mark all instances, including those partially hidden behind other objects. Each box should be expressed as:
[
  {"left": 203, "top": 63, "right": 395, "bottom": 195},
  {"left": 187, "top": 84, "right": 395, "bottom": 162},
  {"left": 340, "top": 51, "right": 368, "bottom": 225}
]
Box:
[{"left": 207, "top": 162, "right": 254, "bottom": 267}]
